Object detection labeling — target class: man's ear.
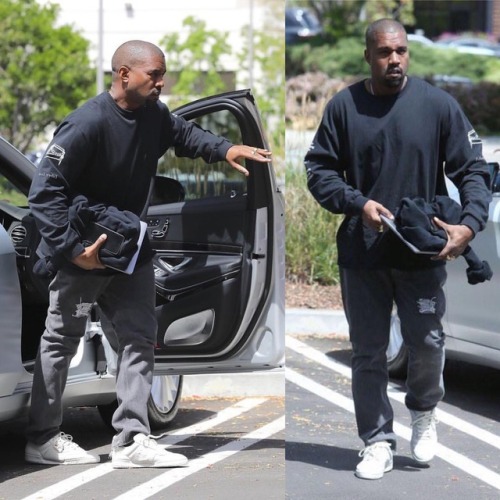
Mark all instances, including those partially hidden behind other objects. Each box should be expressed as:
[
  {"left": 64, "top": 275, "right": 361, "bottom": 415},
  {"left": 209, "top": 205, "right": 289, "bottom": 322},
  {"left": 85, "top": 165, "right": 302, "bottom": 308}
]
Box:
[
  {"left": 118, "top": 65, "right": 130, "bottom": 82},
  {"left": 364, "top": 49, "right": 370, "bottom": 64}
]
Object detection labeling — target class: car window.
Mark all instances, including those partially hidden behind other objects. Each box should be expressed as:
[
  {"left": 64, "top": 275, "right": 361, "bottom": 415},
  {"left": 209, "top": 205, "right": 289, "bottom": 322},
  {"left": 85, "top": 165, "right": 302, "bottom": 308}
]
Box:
[{"left": 157, "top": 109, "right": 245, "bottom": 201}]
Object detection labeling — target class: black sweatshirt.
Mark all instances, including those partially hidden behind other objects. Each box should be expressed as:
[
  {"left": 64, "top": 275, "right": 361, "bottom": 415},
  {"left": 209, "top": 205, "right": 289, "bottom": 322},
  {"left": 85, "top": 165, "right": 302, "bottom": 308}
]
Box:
[
  {"left": 29, "top": 92, "right": 232, "bottom": 268},
  {"left": 305, "top": 76, "right": 491, "bottom": 270}
]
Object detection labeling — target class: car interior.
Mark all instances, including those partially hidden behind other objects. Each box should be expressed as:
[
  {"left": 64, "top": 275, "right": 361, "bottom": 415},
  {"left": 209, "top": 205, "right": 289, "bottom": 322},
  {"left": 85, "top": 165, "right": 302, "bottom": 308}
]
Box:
[{"left": 0, "top": 103, "right": 271, "bottom": 371}]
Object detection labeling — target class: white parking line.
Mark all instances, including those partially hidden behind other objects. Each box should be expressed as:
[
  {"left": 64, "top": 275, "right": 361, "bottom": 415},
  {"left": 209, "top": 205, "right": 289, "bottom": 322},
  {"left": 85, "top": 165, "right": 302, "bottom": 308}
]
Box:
[
  {"left": 287, "top": 335, "right": 500, "bottom": 451},
  {"left": 20, "top": 397, "right": 268, "bottom": 500},
  {"left": 286, "top": 366, "right": 500, "bottom": 491},
  {"left": 112, "top": 416, "right": 286, "bottom": 500}
]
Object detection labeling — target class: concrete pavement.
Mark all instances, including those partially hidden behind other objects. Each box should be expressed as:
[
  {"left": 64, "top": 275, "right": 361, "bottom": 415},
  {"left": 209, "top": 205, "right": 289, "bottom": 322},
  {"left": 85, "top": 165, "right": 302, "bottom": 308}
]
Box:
[
  {"left": 183, "top": 369, "right": 285, "bottom": 398},
  {"left": 285, "top": 308, "right": 348, "bottom": 337}
]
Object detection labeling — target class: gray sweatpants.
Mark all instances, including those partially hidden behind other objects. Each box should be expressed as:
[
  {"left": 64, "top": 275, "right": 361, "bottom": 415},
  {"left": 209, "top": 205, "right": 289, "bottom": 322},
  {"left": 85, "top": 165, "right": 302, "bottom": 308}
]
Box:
[
  {"left": 340, "top": 266, "right": 446, "bottom": 449},
  {"left": 26, "top": 260, "right": 157, "bottom": 448}
]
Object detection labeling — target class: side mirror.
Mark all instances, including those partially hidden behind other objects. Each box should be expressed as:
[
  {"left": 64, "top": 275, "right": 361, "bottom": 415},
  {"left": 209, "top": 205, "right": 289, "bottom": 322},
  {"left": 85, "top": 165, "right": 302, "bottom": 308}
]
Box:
[{"left": 150, "top": 176, "right": 185, "bottom": 206}]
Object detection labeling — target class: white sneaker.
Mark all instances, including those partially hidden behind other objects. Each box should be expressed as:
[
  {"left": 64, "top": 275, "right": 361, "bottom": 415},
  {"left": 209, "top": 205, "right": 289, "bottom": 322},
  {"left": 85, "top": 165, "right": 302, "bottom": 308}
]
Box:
[
  {"left": 25, "top": 432, "right": 100, "bottom": 465},
  {"left": 355, "top": 441, "right": 393, "bottom": 480},
  {"left": 410, "top": 409, "right": 438, "bottom": 463},
  {"left": 111, "top": 433, "right": 188, "bottom": 468}
]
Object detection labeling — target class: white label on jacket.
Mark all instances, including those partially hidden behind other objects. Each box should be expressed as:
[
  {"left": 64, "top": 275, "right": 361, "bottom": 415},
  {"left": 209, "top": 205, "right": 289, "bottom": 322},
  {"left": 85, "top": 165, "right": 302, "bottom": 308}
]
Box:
[{"left": 45, "top": 143, "right": 65, "bottom": 165}]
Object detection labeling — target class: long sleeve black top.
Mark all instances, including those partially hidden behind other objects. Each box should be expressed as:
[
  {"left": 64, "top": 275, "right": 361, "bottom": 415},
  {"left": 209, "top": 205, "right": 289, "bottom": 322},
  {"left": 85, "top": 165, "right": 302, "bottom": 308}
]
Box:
[
  {"left": 29, "top": 92, "right": 232, "bottom": 267},
  {"left": 305, "top": 76, "right": 491, "bottom": 269}
]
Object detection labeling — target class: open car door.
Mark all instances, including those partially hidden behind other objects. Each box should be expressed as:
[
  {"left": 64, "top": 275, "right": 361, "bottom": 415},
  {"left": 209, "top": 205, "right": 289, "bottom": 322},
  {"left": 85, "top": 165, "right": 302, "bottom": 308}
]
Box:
[{"left": 149, "top": 90, "right": 284, "bottom": 375}]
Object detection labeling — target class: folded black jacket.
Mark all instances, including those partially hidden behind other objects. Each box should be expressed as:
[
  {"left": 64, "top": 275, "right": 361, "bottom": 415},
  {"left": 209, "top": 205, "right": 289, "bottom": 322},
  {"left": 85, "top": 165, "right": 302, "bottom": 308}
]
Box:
[
  {"left": 34, "top": 195, "right": 141, "bottom": 277},
  {"left": 395, "top": 196, "right": 492, "bottom": 284}
]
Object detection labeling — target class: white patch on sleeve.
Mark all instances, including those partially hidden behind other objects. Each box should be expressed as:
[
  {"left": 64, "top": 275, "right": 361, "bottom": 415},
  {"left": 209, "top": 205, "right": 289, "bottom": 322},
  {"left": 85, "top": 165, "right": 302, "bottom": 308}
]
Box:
[
  {"left": 45, "top": 143, "right": 66, "bottom": 165},
  {"left": 467, "top": 129, "right": 482, "bottom": 149}
]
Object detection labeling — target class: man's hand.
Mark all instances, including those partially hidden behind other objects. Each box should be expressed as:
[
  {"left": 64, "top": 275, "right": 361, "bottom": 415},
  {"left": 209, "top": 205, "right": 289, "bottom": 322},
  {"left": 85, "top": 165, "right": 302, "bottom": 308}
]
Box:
[
  {"left": 225, "top": 145, "right": 272, "bottom": 176},
  {"left": 71, "top": 234, "right": 107, "bottom": 270},
  {"left": 432, "top": 217, "right": 474, "bottom": 262},
  {"left": 362, "top": 200, "right": 394, "bottom": 232}
]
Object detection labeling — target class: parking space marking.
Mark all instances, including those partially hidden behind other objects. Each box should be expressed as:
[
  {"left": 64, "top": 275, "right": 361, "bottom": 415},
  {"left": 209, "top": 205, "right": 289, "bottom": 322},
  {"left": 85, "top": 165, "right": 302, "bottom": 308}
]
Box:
[
  {"left": 20, "top": 463, "right": 115, "bottom": 500},
  {"left": 155, "top": 397, "right": 268, "bottom": 444},
  {"left": 112, "top": 416, "right": 285, "bottom": 500},
  {"left": 286, "top": 363, "right": 500, "bottom": 491},
  {"left": 287, "top": 336, "right": 500, "bottom": 450},
  {"left": 20, "top": 397, "right": 268, "bottom": 500}
]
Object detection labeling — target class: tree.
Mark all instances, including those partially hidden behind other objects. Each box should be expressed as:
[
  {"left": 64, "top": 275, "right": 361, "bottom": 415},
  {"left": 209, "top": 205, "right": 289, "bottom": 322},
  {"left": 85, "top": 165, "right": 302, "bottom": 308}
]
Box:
[
  {"left": 0, "top": 0, "right": 95, "bottom": 153},
  {"left": 286, "top": 0, "right": 415, "bottom": 42},
  {"left": 364, "top": 0, "right": 415, "bottom": 27},
  {"left": 239, "top": 0, "right": 285, "bottom": 163},
  {"left": 159, "top": 8, "right": 285, "bottom": 164},
  {"left": 159, "top": 16, "right": 232, "bottom": 108}
]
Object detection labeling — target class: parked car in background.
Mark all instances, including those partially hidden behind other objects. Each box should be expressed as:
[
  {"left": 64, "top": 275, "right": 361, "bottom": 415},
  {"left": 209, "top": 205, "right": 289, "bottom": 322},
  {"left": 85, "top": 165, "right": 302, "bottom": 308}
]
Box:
[
  {"left": 285, "top": 7, "right": 322, "bottom": 45},
  {"left": 407, "top": 33, "right": 435, "bottom": 47},
  {"left": 435, "top": 36, "right": 500, "bottom": 57},
  {"left": 388, "top": 160, "right": 500, "bottom": 377},
  {"left": 0, "top": 89, "right": 284, "bottom": 427}
]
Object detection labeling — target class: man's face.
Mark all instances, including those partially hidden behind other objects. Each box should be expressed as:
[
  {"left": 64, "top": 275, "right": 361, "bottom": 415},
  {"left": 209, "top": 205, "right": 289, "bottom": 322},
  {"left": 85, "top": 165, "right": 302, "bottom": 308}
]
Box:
[
  {"left": 124, "top": 53, "right": 166, "bottom": 107},
  {"left": 364, "top": 30, "right": 409, "bottom": 91}
]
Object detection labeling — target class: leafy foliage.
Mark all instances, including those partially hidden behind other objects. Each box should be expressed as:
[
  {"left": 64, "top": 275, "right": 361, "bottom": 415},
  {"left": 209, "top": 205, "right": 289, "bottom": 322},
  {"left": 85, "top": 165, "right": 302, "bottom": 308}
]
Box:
[
  {"left": 286, "top": 166, "right": 342, "bottom": 285},
  {"left": 160, "top": 4, "right": 285, "bottom": 166},
  {"left": 0, "top": 0, "right": 94, "bottom": 153},
  {"left": 287, "top": 35, "right": 500, "bottom": 82},
  {"left": 287, "top": 0, "right": 415, "bottom": 43},
  {"left": 159, "top": 16, "right": 232, "bottom": 108},
  {"left": 239, "top": 0, "right": 286, "bottom": 166}
]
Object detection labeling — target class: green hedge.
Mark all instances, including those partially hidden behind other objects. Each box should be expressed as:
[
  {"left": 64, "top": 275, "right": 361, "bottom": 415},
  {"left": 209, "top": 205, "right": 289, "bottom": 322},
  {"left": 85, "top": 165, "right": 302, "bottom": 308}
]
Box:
[
  {"left": 287, "top": 40, "right": 500, "bottom": 134},
  {"left": 286, "top": 167, "right": 342, "bottom": 285}
]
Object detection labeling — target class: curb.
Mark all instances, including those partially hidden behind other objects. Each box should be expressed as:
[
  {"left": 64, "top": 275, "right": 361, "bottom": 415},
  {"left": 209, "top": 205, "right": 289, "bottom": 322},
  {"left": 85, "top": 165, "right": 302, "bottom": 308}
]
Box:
[
  {"left": 285, "top": 308, "right": 349, "bottom": 337},
  {"left": 182, "top": 369, "right": 284, "bottom": 398}
]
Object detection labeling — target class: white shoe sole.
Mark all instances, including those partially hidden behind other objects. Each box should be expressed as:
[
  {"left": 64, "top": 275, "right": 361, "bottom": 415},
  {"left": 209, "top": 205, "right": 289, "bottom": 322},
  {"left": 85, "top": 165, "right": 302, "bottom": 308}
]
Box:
[
  {"left": 411, "top": 451, "right": 435, "bottom": 464},
  {"left": 355, "top": 463, "right": 393, "bottom": 480},
  {"left": 25, "top": 452, "right": 99, "bottom": 465}
]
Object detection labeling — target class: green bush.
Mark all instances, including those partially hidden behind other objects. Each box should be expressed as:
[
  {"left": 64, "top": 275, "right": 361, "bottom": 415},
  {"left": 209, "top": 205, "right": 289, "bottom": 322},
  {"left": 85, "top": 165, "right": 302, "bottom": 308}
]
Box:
[
  {"left": 287, "top": 37, "right": 500, "bottom": 83},
  {"left": 287, "top": 40, "right": 500, "bottom": 134},
  {"left": 441, "top": 82, "right": 500, "bottom": 136},
  {"left": 285, "top": 166, "right": 342, "bottom": 285}
]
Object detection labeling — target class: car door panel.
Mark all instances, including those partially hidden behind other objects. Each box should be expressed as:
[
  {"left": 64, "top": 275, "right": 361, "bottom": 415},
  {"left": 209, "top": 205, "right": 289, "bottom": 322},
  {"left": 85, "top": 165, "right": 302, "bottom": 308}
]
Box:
[
  {"left": 0, "top": 224, "right": 25, "bottom": 397},
  {"left": 445, "top": 203, "right": 500, "bottom": 350},
  {"left": 149, "top": 198, "right": 253, "bottom": 356},
  {"left": 149, "top": 90, "right": 284, "bottom": 372}
]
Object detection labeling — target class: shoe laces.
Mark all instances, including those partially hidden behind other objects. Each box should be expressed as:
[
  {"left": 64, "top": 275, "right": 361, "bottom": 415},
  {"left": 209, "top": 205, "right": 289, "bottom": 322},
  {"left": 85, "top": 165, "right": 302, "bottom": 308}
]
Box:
[
  {"left": 411, "top": 411, "right": 438, "bottom": 439},
  {"left": 54, "top": 432, "right": 79, "bottom": 452},
  {"left": 139, "top": 435, "right": 160, "bottom": 449},
  {"left": 358, "top": 442, "right": 391, "bottom": 460}
]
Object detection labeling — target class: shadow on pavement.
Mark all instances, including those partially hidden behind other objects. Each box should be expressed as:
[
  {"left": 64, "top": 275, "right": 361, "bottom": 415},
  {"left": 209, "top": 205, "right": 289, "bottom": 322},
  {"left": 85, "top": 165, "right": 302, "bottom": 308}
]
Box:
[{"left": 286, "top": 441, "right": 426, "bottom": 474}]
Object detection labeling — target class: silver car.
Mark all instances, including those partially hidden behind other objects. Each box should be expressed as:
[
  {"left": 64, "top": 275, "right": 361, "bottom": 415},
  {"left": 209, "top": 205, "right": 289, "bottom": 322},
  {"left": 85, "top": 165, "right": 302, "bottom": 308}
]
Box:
[
  {"left": 0, "top": 90, "right": 284, "bottom": 427},
  {"left": 388, "top": 161, "right": 500, "bottom": 377}
]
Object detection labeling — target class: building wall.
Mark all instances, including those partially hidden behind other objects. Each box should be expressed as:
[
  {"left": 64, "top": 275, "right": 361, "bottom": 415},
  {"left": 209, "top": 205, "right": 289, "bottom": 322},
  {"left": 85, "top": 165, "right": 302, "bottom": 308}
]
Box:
[
  {"left": 492, "top": 0, "right": 500, "bottom": 40},
  {"left": 413, "top": 0, "right": 500, "bottom": 40}
]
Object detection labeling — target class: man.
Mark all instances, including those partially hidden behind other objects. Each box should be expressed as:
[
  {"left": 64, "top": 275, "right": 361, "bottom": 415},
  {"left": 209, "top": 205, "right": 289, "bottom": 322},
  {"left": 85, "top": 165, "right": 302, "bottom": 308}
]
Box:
[
  {"left": 305, "top": 19, "right": 491, "bottom": 480},
  {"left": 25, "top": 40, "right": 271, "bottom": 468}
]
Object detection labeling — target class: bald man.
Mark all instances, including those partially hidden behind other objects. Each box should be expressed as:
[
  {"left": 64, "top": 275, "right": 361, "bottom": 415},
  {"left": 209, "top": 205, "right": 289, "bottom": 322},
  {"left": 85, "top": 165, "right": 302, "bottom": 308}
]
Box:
[
  {"left": 305, "top": 19, "right": 490, "bottom": 479},
  {"left": 25, "top": 40, "right": 271, "bottom": 468}
]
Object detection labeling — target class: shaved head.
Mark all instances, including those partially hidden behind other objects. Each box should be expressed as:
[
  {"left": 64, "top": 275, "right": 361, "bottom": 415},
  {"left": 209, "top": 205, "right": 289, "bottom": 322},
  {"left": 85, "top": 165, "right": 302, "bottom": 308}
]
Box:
[
  {"left": 365, "top": 19, "right": 407, "bottom": 49},
  {"left": 111, "top": 40, "right": 165, "bottom": 74}
]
